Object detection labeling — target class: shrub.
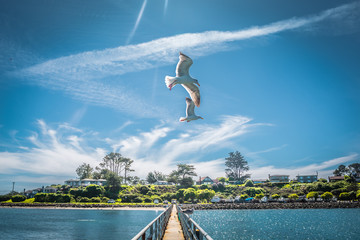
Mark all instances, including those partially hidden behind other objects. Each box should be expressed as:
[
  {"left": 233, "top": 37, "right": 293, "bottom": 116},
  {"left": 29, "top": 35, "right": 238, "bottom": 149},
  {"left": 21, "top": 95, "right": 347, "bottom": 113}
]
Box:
[
  {"left": 34, "top": 193, "right": 47, "bottom": 202},
  {"left": 321, "top": 192, "right": 334, "bottom": 201},
  {"left": 0, "top": 194, "right": 12, "bottom": 202},
  {"left": 356, "top": 192, "right": 360, "bottom": 200},
  {"left": 70, "top": 188, "right": 84, "bottom": 197},
  {"left": 90, "top": 197, "right": 101, "bottom": 203},
  {"left": 133, "top": 196, "right": 143, "bottom": 203},
  {"left": 144, "top": 197, "right": 152, "bottom": 203},
  {"left": 84, "top": 185, "right": 105, "bottom": 198},
  {"left": 339, "top": 192, "right": 350, "bottom": 201},
  {"left": 101, "top": 197, "right": 110, "bottom": 203},
  {"left": 11, "top": 195, "right": 26, "bottom": 202},
  {"left": 139, "top": 186, "right": 150, "bottom": 195},
  {"left": 288, "top": 194, "right": 299, "bottom": 200},
  {"left": 240, "top": 194, "right": 249, "bottom": 200},
  {"left": 244, "top": 180, "right": 254, "bottom": 187},
  {"left": 55, "top": 194, "right": 71, "bottom": 203},
  {"left": 271, "top": 194, "right": 280, "bottom": 199},
  {"left": 306, "top": 191, "right": 319, "bottom": 200},
  {"left": 184, "top": 188, "right": 197, "bottom": 202},
  {"left": 255, "top": 193, "right": 265, "bottom": 200},
  {"left": 78, "top": 197, "right": 90, "bottom": 202}
]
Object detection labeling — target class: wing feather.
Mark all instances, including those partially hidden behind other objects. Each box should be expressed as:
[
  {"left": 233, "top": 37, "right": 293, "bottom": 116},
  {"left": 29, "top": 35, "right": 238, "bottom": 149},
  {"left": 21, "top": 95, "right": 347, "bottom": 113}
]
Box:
[
  {"left": 182, "top": 83, "right": 200, "bottom": 107},
  {"left": 185, "top": 97, "right": 195, "bottom": 116},
  {"left": 176, "top": 52, "right": 193, "bottom": 77}
]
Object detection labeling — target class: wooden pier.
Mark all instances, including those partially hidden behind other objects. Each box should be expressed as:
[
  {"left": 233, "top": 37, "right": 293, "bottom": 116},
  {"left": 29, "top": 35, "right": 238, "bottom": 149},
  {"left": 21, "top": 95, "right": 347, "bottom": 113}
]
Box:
[{"left": 163, "top": 205, "right": 185, "bottom": 240}]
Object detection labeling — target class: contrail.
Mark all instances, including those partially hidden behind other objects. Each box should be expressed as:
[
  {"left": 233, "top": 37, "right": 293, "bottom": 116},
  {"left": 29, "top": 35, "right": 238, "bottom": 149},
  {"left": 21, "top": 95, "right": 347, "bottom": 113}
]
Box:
[{"left": 126, "top": 0, "right": 148, "bottom": 45}]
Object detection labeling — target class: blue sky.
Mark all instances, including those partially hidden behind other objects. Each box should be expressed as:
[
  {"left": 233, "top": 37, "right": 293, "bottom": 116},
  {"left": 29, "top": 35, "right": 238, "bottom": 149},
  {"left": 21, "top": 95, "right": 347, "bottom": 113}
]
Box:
[{"left": 1, "top": 0, "right": 360, "bottom": 194}]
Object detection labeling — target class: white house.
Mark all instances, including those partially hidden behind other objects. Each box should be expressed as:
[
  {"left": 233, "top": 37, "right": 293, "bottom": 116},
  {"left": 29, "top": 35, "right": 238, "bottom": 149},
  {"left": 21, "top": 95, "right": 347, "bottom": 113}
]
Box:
[{"left": 65, "top": 178, "right": 107, "bottom": 187}]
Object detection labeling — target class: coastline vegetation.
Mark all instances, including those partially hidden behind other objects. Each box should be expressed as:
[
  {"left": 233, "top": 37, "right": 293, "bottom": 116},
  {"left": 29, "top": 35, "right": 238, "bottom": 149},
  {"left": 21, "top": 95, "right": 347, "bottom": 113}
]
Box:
[{"left": 1, "top": 151, "right": 359, "bottom": 206}]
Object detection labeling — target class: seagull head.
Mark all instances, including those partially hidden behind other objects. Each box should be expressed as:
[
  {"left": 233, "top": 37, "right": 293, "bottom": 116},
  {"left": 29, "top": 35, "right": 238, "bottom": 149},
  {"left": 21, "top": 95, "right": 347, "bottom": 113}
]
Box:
[{"left": 194, "top": 79, "right": 200, "bottom": 87}]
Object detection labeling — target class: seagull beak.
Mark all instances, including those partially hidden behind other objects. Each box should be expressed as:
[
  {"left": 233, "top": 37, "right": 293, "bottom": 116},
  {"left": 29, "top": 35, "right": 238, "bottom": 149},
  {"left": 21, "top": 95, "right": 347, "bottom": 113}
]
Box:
[
  {"left": 197, "top": 83, "right": 200, "bottom": 87},
  {"left": 200, "top": 117, "right": 204, "bottom": 119}
]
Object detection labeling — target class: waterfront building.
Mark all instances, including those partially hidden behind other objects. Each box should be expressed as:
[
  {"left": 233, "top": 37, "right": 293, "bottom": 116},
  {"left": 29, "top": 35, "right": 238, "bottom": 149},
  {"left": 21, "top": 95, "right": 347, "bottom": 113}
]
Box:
[
  {"left": 252, "top": 179, "right": 267, "bottom": 184},
  {"left": 64, "top": 178, "right": 107, "bottom": 187},
  {"left": 154, "top": 181, "right": 173, "bottom": 185},
  {"left": 196, "top": 176, "right": 215, "bottom": 185},
  {"left": 268, "top": 174, "right": 290, "bottom": 183},
  {"left": 328, "top": 176, "right": 345, "bottom": 182},
  {"left": 296, "top": 174, "right": 318, "bottom": 183}
]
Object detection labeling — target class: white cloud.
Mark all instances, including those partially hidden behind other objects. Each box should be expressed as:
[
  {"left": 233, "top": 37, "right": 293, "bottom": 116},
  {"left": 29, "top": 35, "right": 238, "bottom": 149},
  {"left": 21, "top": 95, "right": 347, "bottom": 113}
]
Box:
[
  {"left": 14, "top": 2, "right": 360, "bottom": 118},
  {"left": 0, "top": 118, "right": 358, "bottom": 190}
]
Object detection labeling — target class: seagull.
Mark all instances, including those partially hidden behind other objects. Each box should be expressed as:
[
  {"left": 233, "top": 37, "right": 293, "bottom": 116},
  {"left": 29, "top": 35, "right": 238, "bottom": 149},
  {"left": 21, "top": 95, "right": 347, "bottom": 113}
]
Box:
[
  {"left": 180, "top": 97, "right": 203, "bottom": 122},
  {"left": 165, "top": 52, "right": 201, "bottom": 107}
]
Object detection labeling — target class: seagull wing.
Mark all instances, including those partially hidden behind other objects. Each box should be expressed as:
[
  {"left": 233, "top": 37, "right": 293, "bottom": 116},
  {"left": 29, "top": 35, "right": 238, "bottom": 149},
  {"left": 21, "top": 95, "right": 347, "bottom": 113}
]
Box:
[
  {"left": 182, "top": 83, "right": 200, "bottom": 107},
  {"left": 185, "top": 97, "right": 195, "bottom": 117},
  {"left": 176, "top": 52, "right": 193, "bottom": 77}
]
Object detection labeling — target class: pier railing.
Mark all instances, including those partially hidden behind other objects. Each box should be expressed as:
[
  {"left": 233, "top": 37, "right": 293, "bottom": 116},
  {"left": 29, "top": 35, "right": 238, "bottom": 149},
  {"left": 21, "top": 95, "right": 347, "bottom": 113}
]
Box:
[
  {"left": 177, "top": 205, "right": 213, "bottom": 240},
  {"left": 131, "top": 205, "right": 172, "bottom": 240}
]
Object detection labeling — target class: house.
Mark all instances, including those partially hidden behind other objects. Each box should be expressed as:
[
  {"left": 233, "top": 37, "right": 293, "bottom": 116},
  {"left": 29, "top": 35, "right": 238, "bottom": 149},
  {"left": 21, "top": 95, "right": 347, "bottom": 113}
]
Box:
[
  {"left": 154, "top": 181, "right": 173, "bottom": 185},
  {"left": 269, "top": 174, "right": 289, "bottom": 183},
  {"left": 328, "top": 176, "right": 345, "bottom": 182},
  {"left": 197, "top": 176, "right": 214, "bottom": 185},
  {"left": 252, "top": 179, "right": 267, "bottom": 184},
  {"left": 296, "top": 174, "right": 318, "bottom": 183},
  {"left": 64, "top": 178, "right": 107, "bottom": 187},
  {"left": 44, "top": 186, "right": 57, "bottom": 193}
]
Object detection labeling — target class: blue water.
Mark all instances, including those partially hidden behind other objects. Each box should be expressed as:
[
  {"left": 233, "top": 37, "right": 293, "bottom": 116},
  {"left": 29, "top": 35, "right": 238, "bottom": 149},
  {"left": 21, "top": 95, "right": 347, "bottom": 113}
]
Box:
[
  {"left": 191, "top": 208, "right": 360, "bottom": 240},
  {"left": 0, "top": 208, "right": 162, "bottom": 240}
]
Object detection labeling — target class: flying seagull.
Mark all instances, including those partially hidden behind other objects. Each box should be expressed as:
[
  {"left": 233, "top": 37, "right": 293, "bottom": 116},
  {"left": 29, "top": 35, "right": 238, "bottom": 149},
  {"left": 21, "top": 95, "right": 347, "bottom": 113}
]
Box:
[
  {"left": 165, "top": 52, "right": 201, "bottom": 107},
  {"left": 180, "top": 97, "right": 203, "bottom": 122}
]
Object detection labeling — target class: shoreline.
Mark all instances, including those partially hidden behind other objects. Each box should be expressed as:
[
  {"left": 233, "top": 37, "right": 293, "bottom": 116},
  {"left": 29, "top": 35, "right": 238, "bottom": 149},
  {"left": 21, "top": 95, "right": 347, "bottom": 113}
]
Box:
[
  {"left": 0, "top": 202, "right": 166, "bottom": 210},
  {"left": 2, "top": 201, "right": 360, "bottom": 210},
  {"left": 181, "top": 201, "right": 360, "bottom": 210}
]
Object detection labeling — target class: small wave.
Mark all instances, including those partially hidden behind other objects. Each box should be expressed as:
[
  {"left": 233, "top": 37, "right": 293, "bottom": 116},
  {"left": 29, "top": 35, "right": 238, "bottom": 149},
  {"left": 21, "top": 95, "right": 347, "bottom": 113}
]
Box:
[{"left": 77, "top": 219, "right": 96, "bottom": 222}]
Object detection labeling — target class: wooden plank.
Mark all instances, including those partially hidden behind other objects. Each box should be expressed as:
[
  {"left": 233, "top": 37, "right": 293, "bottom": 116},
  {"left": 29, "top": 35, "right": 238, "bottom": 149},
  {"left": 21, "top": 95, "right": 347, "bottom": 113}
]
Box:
[{"left": 163, "top": 205, "right": 185, "bottom": 240}]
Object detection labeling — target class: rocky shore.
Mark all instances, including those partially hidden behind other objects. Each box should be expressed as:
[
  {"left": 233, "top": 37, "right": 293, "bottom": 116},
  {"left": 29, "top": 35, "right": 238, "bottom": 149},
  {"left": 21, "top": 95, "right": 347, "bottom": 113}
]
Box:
[
  {"left": 2, "top": 201, "right": 360, "bottom": 210},
  {"left": 0, "top": 202, "right": 166, "bottom": 209},
  {"left": 181, "top": 201, "right": 360, "bottom": 210}
]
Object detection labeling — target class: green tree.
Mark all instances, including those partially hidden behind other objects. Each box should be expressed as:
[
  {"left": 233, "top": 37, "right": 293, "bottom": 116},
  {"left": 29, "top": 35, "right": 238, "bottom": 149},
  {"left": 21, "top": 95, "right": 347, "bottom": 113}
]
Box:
[
  {"left": 76, "top": 163, "right": 93, "bottom": 179},
  {"left": 168, "top": 164, "right": 197, "bottom": 186},
  {"left": 321, "top": 192, "right": 333, "bottom": 201},
  {"left": 147, "top": 171, "right": 166, "bottom": 184},
  {"left": 123, "top": 158, "right": 134, "bottom": 184},
  {"left": 333, "top": 164, "right": 349, "bottom": 176},
  {"left": 225, "top": 151, "right": 250, "bottom": 183},
  {"left": 348, "top": 163, "right": 360, "bottom": 175}
]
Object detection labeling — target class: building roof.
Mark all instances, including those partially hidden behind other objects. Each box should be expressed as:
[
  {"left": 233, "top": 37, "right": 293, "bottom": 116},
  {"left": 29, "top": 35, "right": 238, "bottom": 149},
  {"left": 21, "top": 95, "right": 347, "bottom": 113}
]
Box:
[
  {"left": 297, "top": 175, "right": 317, "bottom": 177},
  {"left": 328, "top": 176, "right": 345, "bottom": 180},
  {"left": 252, "top": 179, "right": 267, "bottom": 182}
]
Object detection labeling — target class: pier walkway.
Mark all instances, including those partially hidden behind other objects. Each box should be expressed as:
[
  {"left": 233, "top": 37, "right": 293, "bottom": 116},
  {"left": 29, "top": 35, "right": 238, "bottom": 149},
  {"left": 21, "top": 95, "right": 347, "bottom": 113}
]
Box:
[{"left": 163, "top": 205, "right": 185, "bottom": 240}]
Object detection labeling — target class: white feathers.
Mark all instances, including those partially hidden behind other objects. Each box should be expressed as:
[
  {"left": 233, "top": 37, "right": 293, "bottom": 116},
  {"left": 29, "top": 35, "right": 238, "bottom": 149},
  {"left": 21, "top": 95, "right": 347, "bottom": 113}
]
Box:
[{"left": 165, "top": 52, "right": 203, "bottom": 122}]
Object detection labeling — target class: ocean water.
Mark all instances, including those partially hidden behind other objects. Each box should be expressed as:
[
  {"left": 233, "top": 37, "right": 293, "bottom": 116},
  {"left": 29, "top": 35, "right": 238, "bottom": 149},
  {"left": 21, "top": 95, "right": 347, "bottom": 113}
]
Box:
[
  {"left": 191, "top": 208, "right": 360, "bottom": 240},
  {"left": 0, "top": 208, "right": 162, "bottom": 240}
]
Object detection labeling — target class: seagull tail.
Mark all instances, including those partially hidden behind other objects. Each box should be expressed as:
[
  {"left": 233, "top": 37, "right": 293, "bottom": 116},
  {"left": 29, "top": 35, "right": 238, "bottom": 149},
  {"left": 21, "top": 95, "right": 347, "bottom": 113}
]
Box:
[
  {"left": 179, "top": 117, "right": 186, "bottom": 122},
  {"left": 165, "top": 76, "right": 177, "bottom": 90}
]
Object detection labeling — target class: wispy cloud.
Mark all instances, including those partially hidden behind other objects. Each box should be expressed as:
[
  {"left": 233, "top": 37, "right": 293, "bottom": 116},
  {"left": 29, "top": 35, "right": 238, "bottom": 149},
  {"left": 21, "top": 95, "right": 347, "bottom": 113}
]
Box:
[
  {"left": 0, "top": 117, "right": 358, "bottom": 192},
  {"left": 15, "top": 2, "right": 360, "bottom": 118},
  {"left": 126, "top": 0, "right": 148, "bottom": 44}
]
